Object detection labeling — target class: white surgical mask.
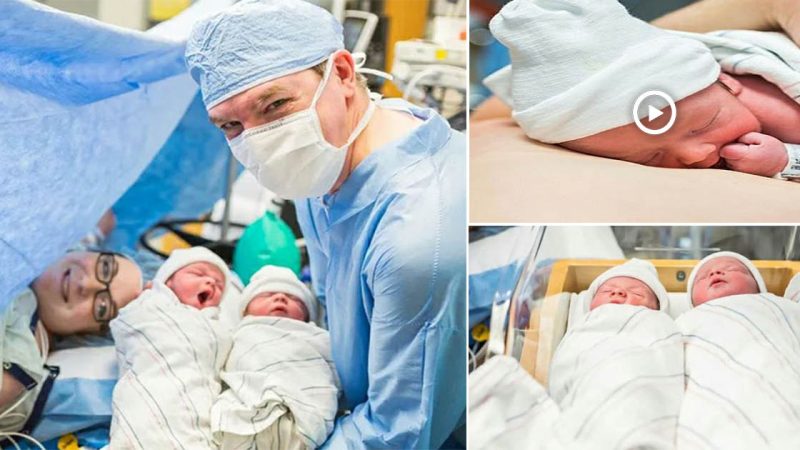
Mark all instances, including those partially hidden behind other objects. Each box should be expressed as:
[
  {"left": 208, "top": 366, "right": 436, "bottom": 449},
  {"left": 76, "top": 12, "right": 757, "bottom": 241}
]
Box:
[{"left": 228, "top": 55, "right": 377, "bottom": 199}]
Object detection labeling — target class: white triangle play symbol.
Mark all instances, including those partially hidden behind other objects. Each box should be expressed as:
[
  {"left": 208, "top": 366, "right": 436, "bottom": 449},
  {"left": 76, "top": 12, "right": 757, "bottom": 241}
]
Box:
[{"left": 648, "top": 105, "right": 663, "bottom": 121}]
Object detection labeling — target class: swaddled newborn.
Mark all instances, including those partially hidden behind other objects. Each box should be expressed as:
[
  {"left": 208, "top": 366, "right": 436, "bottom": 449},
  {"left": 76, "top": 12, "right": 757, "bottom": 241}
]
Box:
[
  {"left": 588, "top": 258, "right": 668, "bottom": 312},
  {"left": 676, "top": 251, "right": 800, "bottom": 449},
  {"left": 153, "top": 247, "right": 228, "bottom": 311},
  {"left": 687, "top": 251, "right": 766, "bottom": 306},
  {"left": 469, "top": 260, "right": 680, "bottom": 450},
  {"left": 542, "top": 260, "right": 682, "bottom": 448},
  {"left": 487, "top": 0, "right": 800, "bottom": 179},
  {"left": 212, "top": 265, "right": 339, "bottom": 450},
  {"left": 108, "top": 247, "right": 235, "bottom": 449},
  {"left": 590, "top": 276, "right": 660, "bottom": 311}
]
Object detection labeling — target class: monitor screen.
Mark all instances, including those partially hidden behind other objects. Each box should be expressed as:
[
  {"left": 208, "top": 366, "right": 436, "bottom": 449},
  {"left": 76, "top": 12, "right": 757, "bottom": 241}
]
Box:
[{"left": 343, "top": 16, "right": 367, "bottom": 52}]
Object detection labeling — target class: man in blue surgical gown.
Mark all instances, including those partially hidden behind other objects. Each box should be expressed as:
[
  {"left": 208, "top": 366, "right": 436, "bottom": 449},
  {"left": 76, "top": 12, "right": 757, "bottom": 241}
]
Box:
[{"left": 185, "top": 0, "right": 466, "bottom": 448}]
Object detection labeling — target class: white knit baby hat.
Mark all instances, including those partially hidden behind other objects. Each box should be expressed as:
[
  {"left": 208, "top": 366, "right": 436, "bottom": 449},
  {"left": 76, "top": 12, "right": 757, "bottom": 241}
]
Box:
[
  {"left": 686, "top": 251, "right": 767, "bottom": 302},
  {"left": 487, "top": 0, "right": 721, "bottom": 143},
  {"left": 153, "top": 247, "right": 238, "bottom": 312},
  {"left": 586, "top": 258, "right": 670, "bottom": 313},
  {"left": 154, "top": 246, "right": 230, "bottom": 285},
  {"left": 237, "top": 265, "right": 317, "bottom": 323}
]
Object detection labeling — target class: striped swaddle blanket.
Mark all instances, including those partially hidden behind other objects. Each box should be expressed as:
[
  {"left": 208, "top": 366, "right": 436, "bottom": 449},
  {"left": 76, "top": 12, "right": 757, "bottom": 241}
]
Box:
[
  {"left": 107, "top": 282, "right": 230, "bottom": 450},
  {"left": 469, "top": 305, "right": 683, "bottom": 450},
  {"left": 210, "top": 316, "right": 339, "bottom": 450},
  {"left": 547, "top": 304, "right": 684, "bottom": 449},
  {"left": 676, "top": 294, "right": 800, "bottom": 450},
  {"left": 468, "top": 355, "right": 565, "bottom": 450}
]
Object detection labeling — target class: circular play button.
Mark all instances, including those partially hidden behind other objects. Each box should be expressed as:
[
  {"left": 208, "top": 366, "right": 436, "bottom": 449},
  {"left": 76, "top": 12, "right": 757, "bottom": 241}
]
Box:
[{"left": 632, "top": 90, "right": 676, "bottom": 135}]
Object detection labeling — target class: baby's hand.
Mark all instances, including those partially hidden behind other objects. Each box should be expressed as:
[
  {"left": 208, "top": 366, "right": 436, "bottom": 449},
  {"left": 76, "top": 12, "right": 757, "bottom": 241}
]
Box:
[{"left": 719, "top": 132, "right": 788, "bottom": 177}]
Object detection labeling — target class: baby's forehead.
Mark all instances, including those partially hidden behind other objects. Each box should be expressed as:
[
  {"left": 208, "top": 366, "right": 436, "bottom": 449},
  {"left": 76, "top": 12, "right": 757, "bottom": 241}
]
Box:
[
  {"left": 179, "top": 261, "right": 225, "bottom": 278},
  {"left": 700, "top": 256, "right": 749, "bottom": 273},
  {"left": 599, "top": 276, "right": 648, "bottom": 289},
  {"left": 253, "top": 290, "right": 300, "bottom": 300}
]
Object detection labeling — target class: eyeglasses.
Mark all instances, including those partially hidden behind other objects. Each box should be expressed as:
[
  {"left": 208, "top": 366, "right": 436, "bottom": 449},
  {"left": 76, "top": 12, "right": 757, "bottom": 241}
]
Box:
[{"left": 94, "top": 252, "right": 120, "bottom": 328}]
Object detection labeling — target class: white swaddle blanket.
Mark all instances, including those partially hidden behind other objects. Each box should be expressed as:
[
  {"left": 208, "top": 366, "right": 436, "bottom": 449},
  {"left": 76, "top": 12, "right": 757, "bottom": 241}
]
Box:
[
  {"left": 469, "top": 305, "right": 683, "bottom": 449},
  {"left": 468, "top": 355, "right": 563, "bottom": 450},
  {"left": 548, "top": 305, "right": 684, "bottom": 449},
  {"left": 107, "top": 282, "right": 229, "bottom": 450},
  {"left": 211, "top": 316, "right": 339, "bottom": 450},
  {"left": 682, "top": 30, "right": 800, "bottom": 103},
  {"left": 675, "top": 293, "right": 800, "bottom": 450}
]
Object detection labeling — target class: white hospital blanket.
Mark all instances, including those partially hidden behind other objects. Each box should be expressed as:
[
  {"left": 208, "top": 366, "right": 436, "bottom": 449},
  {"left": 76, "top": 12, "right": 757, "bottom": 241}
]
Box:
[
  {"left": 211, "top": 317, "right": 339, "bottom": 450},
  {"left": 547, "top": 305, "right": 684, "bottom": 449},
  {"left": 468, "top": 305, "right": 683, "bottom": 449},
  {"left": 675, "top": 294, "right": 800, "bottom": 450},
  {"left": 683, "top": 30, "right": 800, "bottom": 103},
  {"left": 107, "top": 282, "right": 229, "bottom": 450},
  {"left": 468, "top": 355, "right": 563, "bottom": 450}
]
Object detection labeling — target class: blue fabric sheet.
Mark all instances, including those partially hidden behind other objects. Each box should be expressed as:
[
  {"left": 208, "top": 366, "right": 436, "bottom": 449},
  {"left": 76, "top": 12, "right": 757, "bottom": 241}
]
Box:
[
  {"left": 106, "top": 93, "right": 233, "bottom": 254},
  {"left": 0, "top": 0, "right": 233, "bottom": 311}
]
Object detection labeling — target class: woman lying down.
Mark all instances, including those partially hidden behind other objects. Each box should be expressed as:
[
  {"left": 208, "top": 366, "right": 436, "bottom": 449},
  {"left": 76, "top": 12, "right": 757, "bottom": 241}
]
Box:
[
  {"left": 0, "top": 250, "right": 143, "bottom": 446},
  {"left": 469, "top": 255, "right": 800, "bottom": 450},
  {"left": 108, "top": 247, "right": 339, "bottom": 450}
]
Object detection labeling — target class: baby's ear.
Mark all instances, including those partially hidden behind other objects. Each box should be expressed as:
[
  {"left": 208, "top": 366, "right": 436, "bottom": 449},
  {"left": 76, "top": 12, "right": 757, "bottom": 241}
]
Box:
[{"left": 718, "top": 73, "right": 743, "bottom": 96}]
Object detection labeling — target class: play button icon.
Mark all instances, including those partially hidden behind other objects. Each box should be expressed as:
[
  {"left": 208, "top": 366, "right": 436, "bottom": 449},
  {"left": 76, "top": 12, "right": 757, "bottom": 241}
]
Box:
[
  {"left": 648, "top": 105, "right": 663, "bottom": 121},
  {"left": 633, "top": 90, "right": 676, "bottom": 135}
]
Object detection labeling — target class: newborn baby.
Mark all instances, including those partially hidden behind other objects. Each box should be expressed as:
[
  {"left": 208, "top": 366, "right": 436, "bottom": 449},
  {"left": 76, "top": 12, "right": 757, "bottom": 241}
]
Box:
[
  {"left": 686, "top": 251, "right": 767, "bottom": 306},
  {"left": 542, "top": 259, "right": 680, "bottom": 448},
  {"left": 564, "top": 73, "right": 800, "bottom": 178},
  {"left": 487, "top": 0, "right": 800, "bottom": 179},
  {"left": 677, "top": 251, "right": 800, "bottom": 449},
  {"left": 244, "top": 281, "right": 310, "bottom": 321},
  {"left": 590, "top": 276, "right": 660, "bottom": 311},
  {"left": 587, "top": 258, "right": 669, "bottom": 313},
  {"left": 151, "top": 247, "right": 228, "bottom": 310},
  {"left": 212, "top": 265, "right": 338, "bottom": 450},
  {"left": 108, "top": 247, "right": 234, "bottom": 449}
]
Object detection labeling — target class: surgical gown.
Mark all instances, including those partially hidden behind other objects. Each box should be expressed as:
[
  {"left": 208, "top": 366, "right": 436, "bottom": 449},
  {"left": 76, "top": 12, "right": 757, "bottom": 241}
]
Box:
[{"left": 295, "top": 99, "right": 466, "bottom": 450}]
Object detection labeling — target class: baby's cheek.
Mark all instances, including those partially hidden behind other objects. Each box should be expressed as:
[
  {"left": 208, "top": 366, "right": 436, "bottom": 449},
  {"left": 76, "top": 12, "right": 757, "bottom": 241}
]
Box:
[
  {"left": 722, "top": 116, "right": 760, "bottom": 145},
  {"left": 173, "top": 281, "right": 198, "bottom": 304},
  {"left": 292, "top": 305, "right": 307, "bottom": 321},
  {"left": 588, "top": 295, "right": 605, "bottom": 310},
  {"left": 245, "top": 299, "right": 269, "bottom": 316}
]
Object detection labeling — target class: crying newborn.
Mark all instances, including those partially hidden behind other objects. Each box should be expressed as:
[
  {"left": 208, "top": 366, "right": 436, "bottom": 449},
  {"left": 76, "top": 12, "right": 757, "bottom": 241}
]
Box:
[{"left": 149, "top": 246, "right": 231, "bottom": 311}]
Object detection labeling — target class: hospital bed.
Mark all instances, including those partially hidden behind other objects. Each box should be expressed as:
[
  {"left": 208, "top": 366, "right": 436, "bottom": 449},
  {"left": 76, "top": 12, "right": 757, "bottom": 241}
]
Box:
[
  {"left": 469, "top": 119, "right": 800, "bottom": 222},
  {"left": 506, "top": 258, "right": 800, "bottom": 385}
]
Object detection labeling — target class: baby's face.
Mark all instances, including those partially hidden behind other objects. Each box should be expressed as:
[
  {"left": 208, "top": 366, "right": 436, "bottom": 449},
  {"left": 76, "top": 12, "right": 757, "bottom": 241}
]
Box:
[
  {"left": 691, "top": 257, "right": 759, "bottom": 306},
  {"left": 563, "top": 76, "right": 761, "bottom": 168},
  {"left": 590, "top": 276, "right": 659, "bottom": 311},
  {"left": 166, "top": 262, "right": 225, "bottom": 309},
  {"left": 246, "top": 291, "right": 308, "bottom": 321}
]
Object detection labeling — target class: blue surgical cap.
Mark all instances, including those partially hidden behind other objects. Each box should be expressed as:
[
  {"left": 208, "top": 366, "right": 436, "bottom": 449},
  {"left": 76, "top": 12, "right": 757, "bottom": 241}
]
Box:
[{"left": 185, "top": 0, "right": 344, "bottom": 109}]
